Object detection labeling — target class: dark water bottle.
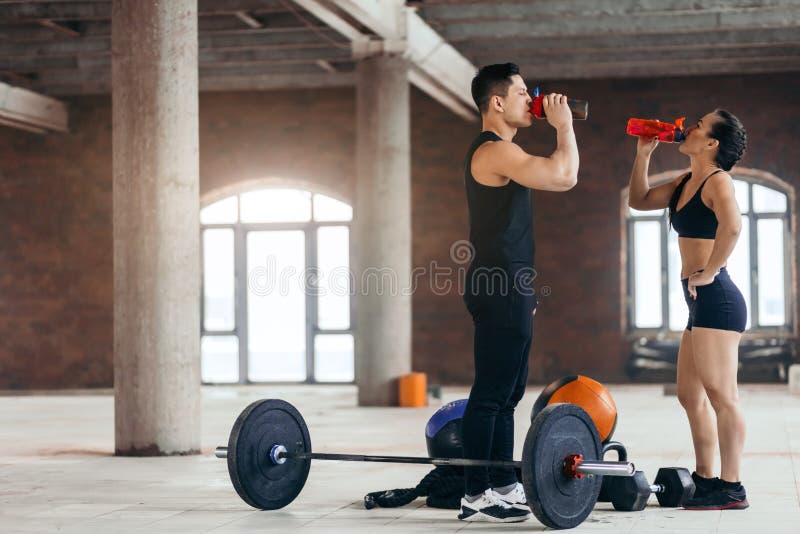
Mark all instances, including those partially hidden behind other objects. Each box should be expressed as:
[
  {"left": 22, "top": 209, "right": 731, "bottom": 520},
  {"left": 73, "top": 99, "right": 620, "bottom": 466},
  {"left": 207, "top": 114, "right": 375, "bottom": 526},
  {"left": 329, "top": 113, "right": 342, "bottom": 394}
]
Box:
[{"left": 529, "top": 87, "right": 588, "bottom": 120}]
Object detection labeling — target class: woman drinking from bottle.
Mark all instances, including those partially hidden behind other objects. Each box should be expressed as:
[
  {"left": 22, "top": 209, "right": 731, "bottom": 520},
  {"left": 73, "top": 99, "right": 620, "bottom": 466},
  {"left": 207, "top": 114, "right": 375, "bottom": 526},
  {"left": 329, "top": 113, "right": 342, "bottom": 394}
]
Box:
[{"left": 627, "top": 109, "right": 749, "bottom": 510}]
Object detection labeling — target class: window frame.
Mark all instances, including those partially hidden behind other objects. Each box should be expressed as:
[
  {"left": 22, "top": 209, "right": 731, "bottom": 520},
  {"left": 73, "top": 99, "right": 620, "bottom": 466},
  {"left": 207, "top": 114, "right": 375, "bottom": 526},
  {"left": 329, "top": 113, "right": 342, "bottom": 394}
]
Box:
[
  {"left": 621, "top": 167, "right": 797, "bottom": 340},
  {"left": 200, "top": 187, "right": 354, "bottom": 384}
]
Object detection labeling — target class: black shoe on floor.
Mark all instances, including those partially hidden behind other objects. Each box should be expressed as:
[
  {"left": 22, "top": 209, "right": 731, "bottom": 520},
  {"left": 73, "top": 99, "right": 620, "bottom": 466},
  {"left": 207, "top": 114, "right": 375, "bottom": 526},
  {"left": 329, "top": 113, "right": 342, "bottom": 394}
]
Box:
[
  {"left": 683, "top": 480, "right": 749, "bottom": 510},
  {"left": 690, "top": 471, "right": 720, "bottom": 498}
]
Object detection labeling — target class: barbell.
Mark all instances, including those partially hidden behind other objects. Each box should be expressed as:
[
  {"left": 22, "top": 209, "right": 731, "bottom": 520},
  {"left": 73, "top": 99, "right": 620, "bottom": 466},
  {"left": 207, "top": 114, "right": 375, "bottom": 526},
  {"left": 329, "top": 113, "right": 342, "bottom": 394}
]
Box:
[{"left": 215, "top": 399, "right": 637, "bottom": 529}]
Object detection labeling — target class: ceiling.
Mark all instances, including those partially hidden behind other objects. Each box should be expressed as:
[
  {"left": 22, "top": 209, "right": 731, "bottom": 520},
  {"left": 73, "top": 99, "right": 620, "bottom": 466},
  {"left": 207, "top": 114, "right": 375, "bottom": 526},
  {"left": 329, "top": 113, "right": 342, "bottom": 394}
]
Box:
[{"left": 1, "top": 0, "right": 799, "bottom": 98}]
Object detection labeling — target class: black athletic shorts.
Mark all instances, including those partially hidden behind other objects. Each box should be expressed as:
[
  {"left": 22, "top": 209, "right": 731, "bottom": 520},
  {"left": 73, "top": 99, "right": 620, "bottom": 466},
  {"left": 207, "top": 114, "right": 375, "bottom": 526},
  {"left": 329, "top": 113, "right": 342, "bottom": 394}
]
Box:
[{"left": 681, "top": 267, "right": 747, "bottom": 333}]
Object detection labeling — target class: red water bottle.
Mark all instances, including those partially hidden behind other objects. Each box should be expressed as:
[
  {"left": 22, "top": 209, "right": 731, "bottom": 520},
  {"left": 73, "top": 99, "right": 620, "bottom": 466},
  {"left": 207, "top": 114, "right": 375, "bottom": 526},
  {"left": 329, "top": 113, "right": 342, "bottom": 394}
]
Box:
[
  {"left": 626, "top": 117, "right": 686, "bottom": 142},
  {"left": 529, "top": 87, "right": 588, "bottom": 120}
]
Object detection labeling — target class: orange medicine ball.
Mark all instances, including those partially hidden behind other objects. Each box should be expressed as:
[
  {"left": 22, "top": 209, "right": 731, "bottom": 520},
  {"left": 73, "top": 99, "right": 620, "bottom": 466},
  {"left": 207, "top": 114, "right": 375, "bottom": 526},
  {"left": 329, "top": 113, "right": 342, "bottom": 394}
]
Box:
[{"left": 531, "top": 375, "right": 618, "bottom": 442}]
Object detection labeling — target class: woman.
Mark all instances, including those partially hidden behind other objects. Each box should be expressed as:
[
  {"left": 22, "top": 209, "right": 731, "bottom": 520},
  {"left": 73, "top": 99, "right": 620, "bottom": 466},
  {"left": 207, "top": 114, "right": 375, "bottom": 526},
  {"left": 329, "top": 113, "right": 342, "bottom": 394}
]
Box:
[{"left": 627, "top": 109, "right": 749, "bottom": 510}]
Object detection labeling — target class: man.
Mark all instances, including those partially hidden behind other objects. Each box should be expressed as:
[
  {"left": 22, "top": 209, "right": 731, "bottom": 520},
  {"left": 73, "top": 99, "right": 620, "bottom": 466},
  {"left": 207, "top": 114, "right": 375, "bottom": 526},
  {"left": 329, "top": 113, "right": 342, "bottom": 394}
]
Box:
[{"left": 459, "top": 63, "right": 578, "bottom": 522}]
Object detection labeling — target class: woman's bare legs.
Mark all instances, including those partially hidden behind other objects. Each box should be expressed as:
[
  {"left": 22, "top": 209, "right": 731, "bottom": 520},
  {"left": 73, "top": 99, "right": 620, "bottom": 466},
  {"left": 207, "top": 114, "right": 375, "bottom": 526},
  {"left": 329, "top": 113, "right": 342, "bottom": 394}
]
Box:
[
  {"left": 676, "top": 329, "right": 718, "bottom": 477},
  {"left": 689, "top": 326, "right": 745, "bottom": 482}
]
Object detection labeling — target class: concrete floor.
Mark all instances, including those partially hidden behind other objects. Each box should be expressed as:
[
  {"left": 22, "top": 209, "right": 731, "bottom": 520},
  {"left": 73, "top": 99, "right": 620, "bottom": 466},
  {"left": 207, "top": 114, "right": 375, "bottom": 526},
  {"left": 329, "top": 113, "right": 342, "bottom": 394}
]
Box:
[{"left": 1, "top": 384, "right": 798, "bottom": 533}]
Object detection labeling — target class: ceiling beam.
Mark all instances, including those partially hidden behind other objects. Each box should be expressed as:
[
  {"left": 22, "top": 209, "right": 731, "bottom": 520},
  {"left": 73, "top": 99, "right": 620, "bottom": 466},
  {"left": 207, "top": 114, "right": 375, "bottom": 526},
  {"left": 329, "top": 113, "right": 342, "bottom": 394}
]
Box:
[
  {"left": 418, "top": 0, "right": 800, "bottom": 21},
  {"left": 316, "top": 59, "right": 338, "bottom": 73},
  {"left": 332, "top": 0, "right": 407, "bottom": 40},
  {"left": 517, "top": 55, "right": 800, "bottom": 80},
  {"left": 13, "top": 41, "right": 793, "bottom": 75},
  {"left": 33, "top": 71, "right": 356, "bottom": 96},
  {"left": 6, "top": 15, "right": 800, "bottom": 47},
  {"left": 404, "top": 9, "right": 477, "bottom": 114},
  {"left": 27, "top": 56, "right": 800, "bottom": 96},
  {"left": 328, "top": 0, "right": 478, "bottom": 119},
  {"left": 0, "top": 15, "right": 329, "bottom": 43},
  {"left": 0, "top": 1, "right": 298, "bottom": 23},
  {"left": 0, "top": 81, "right": 68, "bottom": 133},
  {"left": 0, "top": 115, "right": 46, "bottom": 134},
  {"left": 436, "top": 7, "right": 800, "bottom": 41},
  {"left": 200, "top": 71, "right": 355, "bottom": 91},
  {"left": 290, "top": 0, "right": 372, "bottom": 44},
  {"left": 0, "top": 27, "right": 348, "bottom": 60},
  {"left": 33, "top": 62, "right": 348, "bottom": 87},
  {"left": 408, "top": 67, "right": 475, "bottom": 121},
  {"left": 4, "top": 15, "right": 797, "bottom": 56},
  {"left": 0, "top": 69, "right": 35, "bottom": 89},
  {"left": 233, "top": 11, "right": 263, "bottom": 29},
  {"left": 2, "top": 0, "right": 798, "bottom": 93},
  {"left": 473, "top": 44, "right": 800, "bottom": 68},
  {"left": 0, "top": 2, "right": 110, "bottom": 22},
  {"left": 453, "top": 28, "right": 800, "bottom": 55},
  {"left": 38, "top": 19, "right": 82, "bottom": 37}
]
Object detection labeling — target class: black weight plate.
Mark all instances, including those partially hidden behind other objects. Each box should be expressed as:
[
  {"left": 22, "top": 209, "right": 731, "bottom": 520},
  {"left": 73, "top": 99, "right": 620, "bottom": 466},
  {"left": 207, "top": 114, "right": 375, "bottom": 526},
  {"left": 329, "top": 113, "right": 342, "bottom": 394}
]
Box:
[
  {"left": 522, "top": 403, "right": 602, "bottom": 529},
  {"left": 227, "top": 399, "right": 311, "bottom": 510}
]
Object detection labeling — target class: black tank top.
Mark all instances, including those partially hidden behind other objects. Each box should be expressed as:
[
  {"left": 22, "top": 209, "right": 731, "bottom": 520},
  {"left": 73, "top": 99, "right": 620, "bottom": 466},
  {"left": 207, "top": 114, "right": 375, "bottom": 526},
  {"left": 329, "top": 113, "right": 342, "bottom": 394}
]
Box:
[
  {"left": 464, "top": 131, "right": 535, "bottom": 271},
  {"left": 669, "top": 170, "right": 723, "bottom": 239}
]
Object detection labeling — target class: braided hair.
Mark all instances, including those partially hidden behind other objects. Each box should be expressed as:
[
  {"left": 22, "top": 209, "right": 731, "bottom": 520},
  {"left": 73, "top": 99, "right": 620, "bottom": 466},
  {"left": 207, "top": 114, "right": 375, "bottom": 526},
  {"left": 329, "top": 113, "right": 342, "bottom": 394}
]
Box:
[{"left": 709, "top": 109, "right": 747, "bottom": 171}]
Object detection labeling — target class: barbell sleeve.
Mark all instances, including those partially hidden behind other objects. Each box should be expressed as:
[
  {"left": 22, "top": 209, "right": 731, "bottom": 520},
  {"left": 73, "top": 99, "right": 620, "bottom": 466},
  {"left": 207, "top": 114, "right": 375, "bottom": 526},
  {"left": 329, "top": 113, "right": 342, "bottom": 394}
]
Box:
[{"left": 575, "top": 460, "right": 636, "bottom": 477}]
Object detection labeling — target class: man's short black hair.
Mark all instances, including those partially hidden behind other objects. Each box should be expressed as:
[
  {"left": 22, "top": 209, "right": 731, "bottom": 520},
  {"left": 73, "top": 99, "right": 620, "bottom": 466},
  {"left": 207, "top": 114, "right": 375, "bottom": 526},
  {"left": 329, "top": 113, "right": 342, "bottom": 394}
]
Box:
[
  {"left": 709, "top": 109, "right": 747, "bottom": 171},
  {"left": 471, "top": 63, "right": 520, "bottom": 113}
]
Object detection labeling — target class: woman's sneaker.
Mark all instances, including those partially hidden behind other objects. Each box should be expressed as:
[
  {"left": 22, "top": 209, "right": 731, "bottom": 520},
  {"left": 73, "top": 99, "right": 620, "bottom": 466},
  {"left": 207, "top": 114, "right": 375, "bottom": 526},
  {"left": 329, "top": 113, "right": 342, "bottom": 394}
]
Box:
[
  {"left": 492, "top": 482, "right": 531, "bottom": 512},
  {"left": 683, "top": 479, "right": 749, "bottom": 510},
  {"left": 458, "top": 489, "right": 531, "bottom": 522},
  {"left": 690, "top": 471, "right": 720, "bottom": 499}
]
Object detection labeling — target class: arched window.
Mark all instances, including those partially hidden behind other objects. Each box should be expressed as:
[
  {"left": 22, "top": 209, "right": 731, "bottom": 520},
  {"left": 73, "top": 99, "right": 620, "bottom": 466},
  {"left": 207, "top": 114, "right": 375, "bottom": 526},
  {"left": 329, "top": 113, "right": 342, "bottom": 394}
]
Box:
[
  {"left": 623, "top": 169, "right": 795, "bottom": 335},
  {"left": 200, "top": 188, "right": 353, "bottom": 384}
]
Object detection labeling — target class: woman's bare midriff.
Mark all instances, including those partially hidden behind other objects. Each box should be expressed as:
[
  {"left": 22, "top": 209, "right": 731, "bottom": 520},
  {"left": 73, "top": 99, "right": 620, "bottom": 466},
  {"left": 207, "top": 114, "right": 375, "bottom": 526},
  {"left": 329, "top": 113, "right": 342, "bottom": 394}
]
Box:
[{"left": 679, "top": 237, "right": 716, "bottom": 279}]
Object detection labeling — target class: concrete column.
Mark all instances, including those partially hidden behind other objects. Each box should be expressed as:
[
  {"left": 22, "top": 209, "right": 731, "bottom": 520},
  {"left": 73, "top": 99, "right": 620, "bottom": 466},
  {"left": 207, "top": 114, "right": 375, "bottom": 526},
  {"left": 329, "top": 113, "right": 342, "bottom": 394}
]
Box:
[
  {"left": 353, "top": 55, "right": 412, "bottom": 406},
  {"left": 790, "top": 364, "right": 800, "bottom": 395},
  {"left": 112, "top": 0, "right": 201, "bottom": 455}
]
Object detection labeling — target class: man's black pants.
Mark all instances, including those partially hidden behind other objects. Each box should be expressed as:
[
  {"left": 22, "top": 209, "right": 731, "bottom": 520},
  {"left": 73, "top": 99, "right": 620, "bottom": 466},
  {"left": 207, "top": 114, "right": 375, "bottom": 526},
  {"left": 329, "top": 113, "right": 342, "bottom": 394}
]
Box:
[{"left": 462, "top": 322, "right": 532, "bottom": 496}]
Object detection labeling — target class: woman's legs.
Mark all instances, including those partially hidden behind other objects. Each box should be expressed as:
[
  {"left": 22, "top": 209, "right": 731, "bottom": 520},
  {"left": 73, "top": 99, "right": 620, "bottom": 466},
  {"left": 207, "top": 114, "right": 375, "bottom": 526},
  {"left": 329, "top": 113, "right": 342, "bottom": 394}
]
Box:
[
  {"left": 676, "top": 329, "right": 717, "bottom": 477},
  {"left": 690, "top": 326, "right": 745, "bottom": 482}
]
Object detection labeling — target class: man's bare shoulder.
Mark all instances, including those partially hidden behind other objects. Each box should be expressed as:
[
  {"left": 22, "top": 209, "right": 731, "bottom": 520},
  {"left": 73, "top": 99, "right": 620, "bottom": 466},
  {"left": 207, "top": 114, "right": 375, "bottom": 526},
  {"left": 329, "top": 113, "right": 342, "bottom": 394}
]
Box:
[
  {"left": 472, "top": 140, "right": 524, "bottom": 168},
  {"left": 471, "top": 141, "right": 519, "bottom": 186},
  {"left": 474, "top": 139, "right": 522, "bottom": 158}
]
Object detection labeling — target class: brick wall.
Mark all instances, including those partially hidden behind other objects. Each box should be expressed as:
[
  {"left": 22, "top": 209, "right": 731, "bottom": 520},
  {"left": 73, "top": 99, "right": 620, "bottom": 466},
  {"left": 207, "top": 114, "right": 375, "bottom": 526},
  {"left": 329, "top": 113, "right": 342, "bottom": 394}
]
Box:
[
  {"left": 1, "top": 74, "right": 797, "bottom": 388},
  {"left": 0, "top": 98, "right": 113, "bottom": 388}
]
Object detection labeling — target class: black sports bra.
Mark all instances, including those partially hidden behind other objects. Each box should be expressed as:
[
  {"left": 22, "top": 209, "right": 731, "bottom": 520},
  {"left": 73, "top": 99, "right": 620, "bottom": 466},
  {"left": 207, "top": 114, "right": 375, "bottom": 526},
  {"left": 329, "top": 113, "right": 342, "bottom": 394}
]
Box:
[{"left": 669, "top": 170, "right": 723, "bottom": 239}]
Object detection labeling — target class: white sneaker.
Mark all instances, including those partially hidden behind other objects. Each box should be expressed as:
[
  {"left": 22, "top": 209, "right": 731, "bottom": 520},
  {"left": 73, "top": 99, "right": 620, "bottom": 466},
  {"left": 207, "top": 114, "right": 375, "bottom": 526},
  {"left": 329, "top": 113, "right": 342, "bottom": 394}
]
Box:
[
  {"left": 457, "top": 489, "right": 531, "bottom": 522},
  {"left": 492, "top": 482, "right": 531, "bottom": 512}
]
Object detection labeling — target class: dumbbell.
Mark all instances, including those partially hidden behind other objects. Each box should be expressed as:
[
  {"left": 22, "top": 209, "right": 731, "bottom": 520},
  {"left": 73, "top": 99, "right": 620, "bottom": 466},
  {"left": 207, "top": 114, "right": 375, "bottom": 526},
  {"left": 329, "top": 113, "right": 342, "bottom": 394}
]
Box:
[
  {"left": 597, "top": 441, "right": 627, "bottom": 502},
  {"left": 609, "top": 467, "right": 695, "bottom": 511}
]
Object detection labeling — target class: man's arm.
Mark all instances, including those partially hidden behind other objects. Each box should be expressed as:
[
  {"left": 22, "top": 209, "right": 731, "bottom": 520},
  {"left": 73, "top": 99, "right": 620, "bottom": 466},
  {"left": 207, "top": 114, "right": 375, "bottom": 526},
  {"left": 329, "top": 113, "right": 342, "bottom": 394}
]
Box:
[
  {"left": 485, "top": 139, "right": 578, "bottom": 192},
  {"left": 481, "top": 94, "right": 579, "bottom": 192}
]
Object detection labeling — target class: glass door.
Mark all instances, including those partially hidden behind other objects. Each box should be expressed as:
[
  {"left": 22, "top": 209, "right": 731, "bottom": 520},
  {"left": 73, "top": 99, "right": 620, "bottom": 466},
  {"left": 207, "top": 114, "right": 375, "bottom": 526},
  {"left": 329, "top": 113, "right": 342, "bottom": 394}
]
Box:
[{"left": 246, "top": 230, "right": 306, "bottom": 381}]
